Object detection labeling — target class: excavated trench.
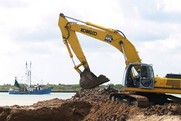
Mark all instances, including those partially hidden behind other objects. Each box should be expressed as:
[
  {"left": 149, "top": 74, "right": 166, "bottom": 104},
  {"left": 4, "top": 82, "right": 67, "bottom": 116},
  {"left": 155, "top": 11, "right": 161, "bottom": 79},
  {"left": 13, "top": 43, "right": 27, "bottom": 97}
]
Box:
[{"left": 0, "top": 88, "right": 181, "bottom": 121}]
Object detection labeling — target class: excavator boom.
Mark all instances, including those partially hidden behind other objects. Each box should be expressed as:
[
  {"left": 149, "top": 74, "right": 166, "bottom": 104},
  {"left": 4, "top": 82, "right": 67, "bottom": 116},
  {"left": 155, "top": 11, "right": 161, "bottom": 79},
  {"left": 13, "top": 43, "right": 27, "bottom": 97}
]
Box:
[{"left": 58, "top": 13, "right": 141, "bottom": 89}]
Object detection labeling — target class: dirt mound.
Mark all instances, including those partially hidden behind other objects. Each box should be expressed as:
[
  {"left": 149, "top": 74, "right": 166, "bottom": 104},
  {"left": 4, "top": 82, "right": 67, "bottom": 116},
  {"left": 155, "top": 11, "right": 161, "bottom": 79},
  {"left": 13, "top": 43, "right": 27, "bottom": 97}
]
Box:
[
  {"left": 73, "top": 87, "right": 117, "bottom": 101},
  {"left": 0, "top": 87, "right": 181, "bottom": 121},
  {"left": 73, "top": 88, "right": 139, "bottom": 121},
  {"left": 83, "top": 101, "right": 139, "bottom": 121},
  {"left": 0, "top": 100, "right": 91, "bottom": 121}
]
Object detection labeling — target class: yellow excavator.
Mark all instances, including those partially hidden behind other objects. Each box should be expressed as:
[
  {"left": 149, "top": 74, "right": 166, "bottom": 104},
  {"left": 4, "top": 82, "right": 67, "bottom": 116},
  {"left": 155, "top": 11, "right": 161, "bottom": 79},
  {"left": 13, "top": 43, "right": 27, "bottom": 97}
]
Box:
[{"left": 58, "top": 13, "right": 181, "bottom": 107}]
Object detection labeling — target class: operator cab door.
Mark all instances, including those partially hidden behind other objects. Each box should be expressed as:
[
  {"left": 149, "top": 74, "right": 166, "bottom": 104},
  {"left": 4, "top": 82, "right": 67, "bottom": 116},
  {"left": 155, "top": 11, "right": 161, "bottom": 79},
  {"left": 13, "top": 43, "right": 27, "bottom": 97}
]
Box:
[{"left": 124, "top": 63, "right": 154, "bottom": 89}]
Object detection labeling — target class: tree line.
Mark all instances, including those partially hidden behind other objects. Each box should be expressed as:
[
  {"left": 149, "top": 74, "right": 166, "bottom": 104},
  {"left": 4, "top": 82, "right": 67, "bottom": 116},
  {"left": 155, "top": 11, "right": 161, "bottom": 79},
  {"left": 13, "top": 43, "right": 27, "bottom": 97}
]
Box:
[{"left": 0, "top": 83, "right": 123, "bottom": 92}]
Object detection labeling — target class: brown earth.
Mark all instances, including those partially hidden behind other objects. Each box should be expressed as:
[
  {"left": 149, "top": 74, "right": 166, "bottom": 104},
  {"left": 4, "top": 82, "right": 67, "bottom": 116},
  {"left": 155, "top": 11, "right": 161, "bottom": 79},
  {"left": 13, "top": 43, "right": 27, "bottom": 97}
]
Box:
[{"left": 0, "top": 87, "right": 181, "bottom": 121}]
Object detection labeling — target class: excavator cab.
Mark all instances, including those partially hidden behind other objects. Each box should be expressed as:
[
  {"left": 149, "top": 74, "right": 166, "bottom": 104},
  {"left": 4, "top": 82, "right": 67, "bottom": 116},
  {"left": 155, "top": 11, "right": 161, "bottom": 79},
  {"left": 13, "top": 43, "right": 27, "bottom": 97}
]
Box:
[{"left": 125, "top": 63, "right": 154, "bottom": 89}]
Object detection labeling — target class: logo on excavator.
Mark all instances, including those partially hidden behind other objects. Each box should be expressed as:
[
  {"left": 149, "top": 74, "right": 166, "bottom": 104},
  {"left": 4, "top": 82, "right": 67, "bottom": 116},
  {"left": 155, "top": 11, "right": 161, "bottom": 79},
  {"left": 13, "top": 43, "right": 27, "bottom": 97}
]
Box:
[
  {"left": 80, "top": 28, "right": 97, "bottom": 36},
  {"left": 105, "top": 35, "right": 113, "bottom": 42}
]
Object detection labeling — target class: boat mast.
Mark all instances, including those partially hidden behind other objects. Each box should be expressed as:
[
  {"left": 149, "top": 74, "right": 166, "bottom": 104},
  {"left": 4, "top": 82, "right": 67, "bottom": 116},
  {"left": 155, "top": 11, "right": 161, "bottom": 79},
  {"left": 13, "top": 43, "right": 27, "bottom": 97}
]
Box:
[
  {"left": 26, "top": 61, "right": 28, "bottom": 87},
  {"left": 30, "top": 61, "right": 32, "bottom": 87},
  {"left": 26, "top": 61, "right": 32, "bottom": 87}
]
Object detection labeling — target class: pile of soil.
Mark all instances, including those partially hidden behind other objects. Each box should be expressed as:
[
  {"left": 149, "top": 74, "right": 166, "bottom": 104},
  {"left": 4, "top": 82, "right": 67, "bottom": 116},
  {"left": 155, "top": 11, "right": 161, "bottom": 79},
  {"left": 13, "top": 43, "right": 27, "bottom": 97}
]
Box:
[{"left": 0, "top": 87, "right": 181, "bottom": 121}]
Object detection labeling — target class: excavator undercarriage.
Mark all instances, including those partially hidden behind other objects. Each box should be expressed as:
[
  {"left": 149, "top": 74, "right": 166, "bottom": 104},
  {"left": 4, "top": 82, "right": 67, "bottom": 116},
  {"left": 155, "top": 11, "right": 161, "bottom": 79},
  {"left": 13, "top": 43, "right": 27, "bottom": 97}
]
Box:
[
  {"left": 110, "top": 92, "right": 149, "bottom": 107},
  {"left": 110, "top": 91, "right": 181, "bottom": 107}
]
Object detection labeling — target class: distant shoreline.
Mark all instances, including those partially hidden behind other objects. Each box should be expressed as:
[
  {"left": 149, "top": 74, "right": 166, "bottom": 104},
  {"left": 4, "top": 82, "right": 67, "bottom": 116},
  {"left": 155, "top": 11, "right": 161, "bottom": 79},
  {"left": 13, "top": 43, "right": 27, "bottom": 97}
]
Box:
[{"left": 0, "top": 90, "right": 77, "bottom": 93}]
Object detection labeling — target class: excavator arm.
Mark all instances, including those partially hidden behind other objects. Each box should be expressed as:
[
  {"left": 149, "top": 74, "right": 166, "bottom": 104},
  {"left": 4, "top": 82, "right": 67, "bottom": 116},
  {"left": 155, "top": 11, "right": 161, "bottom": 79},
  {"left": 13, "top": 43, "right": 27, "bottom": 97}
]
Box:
[{"left": 58, "top": 13, "right": 141, "bottom": 88}]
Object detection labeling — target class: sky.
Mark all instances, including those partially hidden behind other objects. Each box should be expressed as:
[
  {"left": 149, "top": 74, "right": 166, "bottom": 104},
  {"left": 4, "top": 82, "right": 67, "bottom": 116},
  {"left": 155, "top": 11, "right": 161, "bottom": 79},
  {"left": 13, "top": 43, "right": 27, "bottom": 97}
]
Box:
[{"left": 0, "top": 0, "right": 181, "bottom": 85}]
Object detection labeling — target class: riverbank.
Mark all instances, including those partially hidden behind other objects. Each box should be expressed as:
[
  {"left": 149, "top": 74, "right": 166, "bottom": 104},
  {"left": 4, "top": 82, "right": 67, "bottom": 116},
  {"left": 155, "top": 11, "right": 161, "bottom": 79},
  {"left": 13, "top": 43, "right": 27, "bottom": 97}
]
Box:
[
  {"left": 0, "top": 84, "right": 82, "bottom": 92},
  {"left": 0, "top": 90, "right": 77, "bottom": 93},
  {"left": 0, "top": 84, "right": 123, "bottom": 92}
]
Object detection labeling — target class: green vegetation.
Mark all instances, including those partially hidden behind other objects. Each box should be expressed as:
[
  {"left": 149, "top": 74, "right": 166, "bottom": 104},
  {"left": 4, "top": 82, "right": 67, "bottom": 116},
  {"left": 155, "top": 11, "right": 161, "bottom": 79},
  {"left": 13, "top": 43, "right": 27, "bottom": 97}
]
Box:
[
  {"left": 0, "top": 83, "right": 123, "bottom": 92},
  {"left": 0, "top": 84, "right": 81, "bottom": 92},
  {"left": 0, "top": 84, "right": 12, "bottom": 91},
  {"left": 110, "top": 84, "right": 124, "bottom": 89},
  {"left": 50, "top": 84, "right": 81, "bottom": 92}
]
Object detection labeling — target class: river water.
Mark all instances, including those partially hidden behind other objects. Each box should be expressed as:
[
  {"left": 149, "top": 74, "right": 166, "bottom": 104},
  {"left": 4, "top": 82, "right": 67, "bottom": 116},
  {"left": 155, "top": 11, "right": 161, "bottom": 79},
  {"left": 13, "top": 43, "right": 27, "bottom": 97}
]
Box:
[{"left": 0, "top": 92, "right": 75, "bottom": 106}]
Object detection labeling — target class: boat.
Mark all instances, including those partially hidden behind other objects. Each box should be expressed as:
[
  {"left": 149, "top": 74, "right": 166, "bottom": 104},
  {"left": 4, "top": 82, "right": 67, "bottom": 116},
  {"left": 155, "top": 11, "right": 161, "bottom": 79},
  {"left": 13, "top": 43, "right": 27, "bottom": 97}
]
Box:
[{"left": 9, "top": 62, "right": 51, "bottom": 95}]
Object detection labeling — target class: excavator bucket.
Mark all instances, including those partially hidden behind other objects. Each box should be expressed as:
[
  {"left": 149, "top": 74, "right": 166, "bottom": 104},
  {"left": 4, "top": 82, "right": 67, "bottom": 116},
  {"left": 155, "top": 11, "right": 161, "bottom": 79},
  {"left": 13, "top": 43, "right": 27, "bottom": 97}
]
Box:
[{"left": 80, "top": 69, "right": 110, "bottom": 89}]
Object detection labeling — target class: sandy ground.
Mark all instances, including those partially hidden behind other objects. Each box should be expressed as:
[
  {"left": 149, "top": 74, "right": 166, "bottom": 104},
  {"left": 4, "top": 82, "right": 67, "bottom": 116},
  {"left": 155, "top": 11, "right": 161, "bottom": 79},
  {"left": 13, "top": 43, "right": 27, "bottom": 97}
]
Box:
[{"left": 0, "top": 87, "right": 181, "bottom": 121}]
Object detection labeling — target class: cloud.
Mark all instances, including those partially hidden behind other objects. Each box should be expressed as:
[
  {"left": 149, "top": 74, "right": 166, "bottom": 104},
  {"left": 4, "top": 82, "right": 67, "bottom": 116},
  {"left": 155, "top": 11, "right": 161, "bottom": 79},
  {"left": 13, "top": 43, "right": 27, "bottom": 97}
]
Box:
[
  {"left": 157, "top": 0, "right": 181, "bottom": 13},
  {"left": 137, "top": 33, "right": 181, "bottom": 78},
  {"left": 0, "top": 0, "right": 181, "bottom": 86}
]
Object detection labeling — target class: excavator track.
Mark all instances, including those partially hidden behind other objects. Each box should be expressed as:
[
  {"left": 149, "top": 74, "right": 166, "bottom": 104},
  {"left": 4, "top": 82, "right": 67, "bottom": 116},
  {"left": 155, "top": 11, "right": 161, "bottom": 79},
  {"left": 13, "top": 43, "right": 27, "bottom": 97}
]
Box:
[{"left": 110, "top": 92, "right": 149, "bottom": 108}]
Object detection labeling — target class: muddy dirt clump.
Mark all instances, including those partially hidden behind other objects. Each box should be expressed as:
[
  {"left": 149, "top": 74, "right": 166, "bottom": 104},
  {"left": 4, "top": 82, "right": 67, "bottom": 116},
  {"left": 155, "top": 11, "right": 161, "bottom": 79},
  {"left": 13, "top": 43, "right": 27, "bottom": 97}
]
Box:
[{"left": 144, "top": 103, "right": 181, "bottom": 116}]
